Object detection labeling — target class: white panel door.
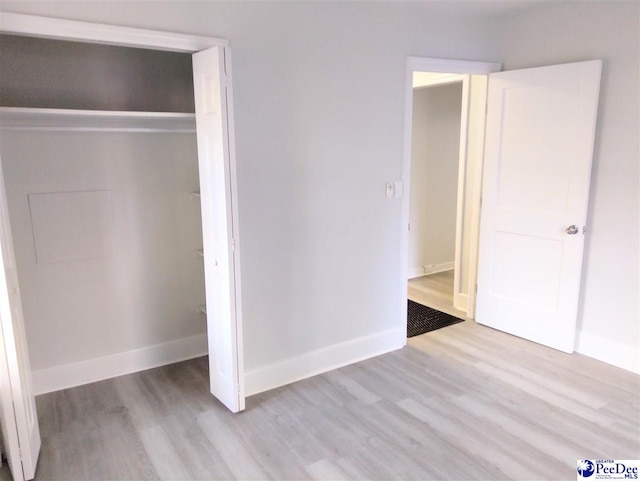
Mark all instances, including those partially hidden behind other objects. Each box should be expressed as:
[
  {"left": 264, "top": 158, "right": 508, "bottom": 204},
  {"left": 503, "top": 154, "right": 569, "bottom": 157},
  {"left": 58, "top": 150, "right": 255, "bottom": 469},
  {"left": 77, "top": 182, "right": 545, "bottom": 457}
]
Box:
[
  {"left": 476, "top": 61, "right": 602, "bottom": 353},
  {"left": 0, "top": 156, "right": 40, "bottom": 480},
  {"left": 192, "top": 46, "right": 245, "bottom": 412}
]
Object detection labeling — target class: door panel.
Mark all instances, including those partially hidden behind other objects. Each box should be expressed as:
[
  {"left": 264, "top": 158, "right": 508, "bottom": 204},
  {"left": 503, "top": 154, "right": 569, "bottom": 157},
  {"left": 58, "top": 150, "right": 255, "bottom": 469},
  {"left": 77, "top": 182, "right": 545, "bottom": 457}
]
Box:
[
  {"left": 192, "top": 46, "right": 244, "bottom": 412},
  {"left": 476, "top": 60, "right": 602, "bottom": 353},
  {"left": 0, "top": 156, "right": 40, "bottom": 480}
]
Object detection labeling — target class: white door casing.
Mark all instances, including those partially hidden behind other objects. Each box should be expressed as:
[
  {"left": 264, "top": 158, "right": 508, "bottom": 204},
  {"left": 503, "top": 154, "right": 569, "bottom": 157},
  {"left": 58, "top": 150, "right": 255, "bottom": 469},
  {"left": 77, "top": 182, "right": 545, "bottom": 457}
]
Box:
[
  {"left": 0, "top": 156, "right": 41, "bottom": 481},
  {"left": 476, "top": 60, "right": 602, "bottom": 352},
  {"left": 401, "top": 58, "right": 501, "bottom": 345},
  {"left": 192, "top": 46, "right": 245, "bottom": 412},
  {"left": 452, "top": 75, "right": 470, "bottom": 313}
]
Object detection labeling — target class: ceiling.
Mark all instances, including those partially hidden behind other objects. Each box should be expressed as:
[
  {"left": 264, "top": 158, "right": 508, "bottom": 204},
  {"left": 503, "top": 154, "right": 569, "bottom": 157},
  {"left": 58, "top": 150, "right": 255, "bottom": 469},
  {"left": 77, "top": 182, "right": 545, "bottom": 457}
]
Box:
[{"left": 415, "top": 0, "right": 562, "bottom": 18}]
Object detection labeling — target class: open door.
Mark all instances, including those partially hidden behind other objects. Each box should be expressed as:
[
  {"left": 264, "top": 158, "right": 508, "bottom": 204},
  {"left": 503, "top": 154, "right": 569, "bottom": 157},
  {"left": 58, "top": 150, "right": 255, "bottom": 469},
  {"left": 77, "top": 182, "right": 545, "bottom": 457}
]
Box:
[
  {"left": 476, "top": 60, "right": 602, "bottom": 352},
  {"left": 0, "top": 157, "right": 41, "bottom": 480},
  {"left": 192, "top": 46, "right": 245, "bottom": 412}
]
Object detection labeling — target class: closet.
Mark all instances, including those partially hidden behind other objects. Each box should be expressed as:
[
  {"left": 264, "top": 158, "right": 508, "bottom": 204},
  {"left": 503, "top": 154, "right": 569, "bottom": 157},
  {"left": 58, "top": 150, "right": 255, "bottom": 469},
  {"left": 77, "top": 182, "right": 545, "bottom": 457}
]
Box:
[
  {"left": 0, "top": 34, "right": 207, "bottom": 385},
  {"left": 0, "top": 21, "right": 244, "bottom": 480}
]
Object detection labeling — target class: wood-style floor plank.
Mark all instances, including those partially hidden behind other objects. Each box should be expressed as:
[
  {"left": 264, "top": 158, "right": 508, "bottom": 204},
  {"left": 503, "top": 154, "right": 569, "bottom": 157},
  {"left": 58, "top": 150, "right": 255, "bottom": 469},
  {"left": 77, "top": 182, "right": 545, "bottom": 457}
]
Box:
[
  {"left": 408, "top": 270, "right": 468, "bottom": 319},
  {"left": 2, "top": 320, "right": 636, "bottom": 481}
]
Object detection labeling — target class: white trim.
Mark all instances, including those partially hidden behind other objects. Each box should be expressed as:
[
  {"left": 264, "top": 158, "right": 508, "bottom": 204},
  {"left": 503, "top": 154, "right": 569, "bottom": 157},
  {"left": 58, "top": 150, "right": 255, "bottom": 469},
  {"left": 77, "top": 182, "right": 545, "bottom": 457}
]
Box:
[
  {"left": 409, "top": 262, "right": 455, "bottom": 279},
  {"left": 0, "top": 107, "right": 196, "bottom": 133},
  {"left": 465, "top": 75, "right": 489, "bottom": 319},
  {"left": 424, "top": 261, "right": 455, "bottom": 275},
  {"left": 453, "top": 75, "right": 471, "bottom": 313},
  {"left": 0, "top": 12, "right": 226, "bottom": 51},
  {"left": 32, "top": 334, "right": 208, "bottom": 395},
  {"left": 400, "top": 57, "right": 502, "bottom": 344},
  {"left": 223, "top": 47, "right": 245, "bottom": 409},
  {"left": 408, "top": 267, "right": 426, "bottom": 279},
  {"left": 456, "top": 293, "right": 469, "bottom": 311},
  {"left": 407, "top": 57, "right": 502, "bottom": 75},
  {"left": 575, "top": 331, "right": 640, "bottom": 374},
  {"left": 413, "top": 73, "right": 465, "bottom": 89},
  {"left": 244, "top": 328, "right": 404, "bottom": 397}
]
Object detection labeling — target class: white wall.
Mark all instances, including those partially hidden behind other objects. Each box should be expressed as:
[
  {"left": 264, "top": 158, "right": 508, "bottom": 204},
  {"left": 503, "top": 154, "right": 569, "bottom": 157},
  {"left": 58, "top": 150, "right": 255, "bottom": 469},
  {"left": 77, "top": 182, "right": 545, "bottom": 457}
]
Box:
[
  {"left": 0, "top": 131, "right": 205, "bottom": 378},
  {"left": 408, "top": 83, "right": 462, "bottom": 277},
  {"left": 502, "top": 1, "right": 639, "bottom": 372},
  {"left": 0, "top": 2, "right": 505, "bottom": 390}
]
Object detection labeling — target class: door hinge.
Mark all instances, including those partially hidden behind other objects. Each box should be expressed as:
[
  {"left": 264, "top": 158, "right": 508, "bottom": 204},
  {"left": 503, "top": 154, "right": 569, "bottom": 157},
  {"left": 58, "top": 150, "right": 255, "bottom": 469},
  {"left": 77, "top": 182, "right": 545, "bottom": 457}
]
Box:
[
  {"left": 475, "top": 284, "right": 478, "bottom": 293},
  {"left": 408, "top": 223, "right": 411, "bottom": 232},
  {"left": 231, "top": 238, "right": 236, "bottom": 251},
  {"left": 582, "top": 225, "right": 587, "bottom": 235}
]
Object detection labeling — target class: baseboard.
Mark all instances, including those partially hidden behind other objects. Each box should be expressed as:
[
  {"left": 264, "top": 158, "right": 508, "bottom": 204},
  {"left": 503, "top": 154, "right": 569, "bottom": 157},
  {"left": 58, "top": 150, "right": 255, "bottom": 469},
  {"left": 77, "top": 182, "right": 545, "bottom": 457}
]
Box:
[
  {"left": 575, "top": 330, "right": 639, "bottom": 374},
  {"left": 408, "top": 267, "right": 425, "bottom": 279},
  {"left": 408, "top": 261, "right": 454, "bottom": 279},
  {"left": 32, "top": 333, "right": 208, "bottom": 395},
  {"left": 423, "top": 261, "right": 454, "bottom": 275},
  {"left": 454, "top": 292, "right": 468, "bottom": 312},
  {"left": 244, "top": 328, "right": 404, "bottom": 397}
]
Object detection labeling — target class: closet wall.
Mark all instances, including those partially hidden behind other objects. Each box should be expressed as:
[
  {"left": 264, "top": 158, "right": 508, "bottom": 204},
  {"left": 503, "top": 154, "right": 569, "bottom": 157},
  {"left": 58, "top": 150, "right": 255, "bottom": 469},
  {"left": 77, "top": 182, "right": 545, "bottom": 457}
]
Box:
[
  {"left": 0, "top": 35, "right": 205, "bottom": 388},
  {"left": 0, "top": 34, "right": 195, "bottom": 111}
]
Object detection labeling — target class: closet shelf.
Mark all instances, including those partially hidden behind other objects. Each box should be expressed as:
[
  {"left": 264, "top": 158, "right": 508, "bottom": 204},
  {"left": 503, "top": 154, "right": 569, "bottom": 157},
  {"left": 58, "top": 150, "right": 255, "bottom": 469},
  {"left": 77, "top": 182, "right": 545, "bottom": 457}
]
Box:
[{"left": 0, "top": 107, "right": 196, "bottom": 132}]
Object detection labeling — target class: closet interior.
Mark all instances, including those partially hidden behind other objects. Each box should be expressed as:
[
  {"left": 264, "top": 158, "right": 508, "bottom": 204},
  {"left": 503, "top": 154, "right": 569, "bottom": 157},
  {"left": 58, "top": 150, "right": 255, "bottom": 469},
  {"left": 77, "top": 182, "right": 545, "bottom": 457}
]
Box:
[{"left": 0, "top": 34, "right": 209, "bottom": 392}]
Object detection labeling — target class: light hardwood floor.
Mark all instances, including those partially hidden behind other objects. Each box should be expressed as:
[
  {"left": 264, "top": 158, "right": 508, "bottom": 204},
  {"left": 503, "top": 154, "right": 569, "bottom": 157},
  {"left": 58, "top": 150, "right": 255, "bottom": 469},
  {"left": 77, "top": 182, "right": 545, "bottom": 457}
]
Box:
[
  {"left": 3, "top": 322, "right": 639, "bottom": 480},
  {"left": 408, "top": 270, "right": 467, "bottom": 319}
]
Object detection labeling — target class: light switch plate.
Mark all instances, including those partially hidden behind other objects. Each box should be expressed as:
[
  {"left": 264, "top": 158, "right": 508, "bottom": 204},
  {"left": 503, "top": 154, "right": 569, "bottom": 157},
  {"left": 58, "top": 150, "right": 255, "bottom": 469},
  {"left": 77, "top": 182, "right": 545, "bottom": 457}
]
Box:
[
  {"left": 385, "top": 183, "right": 394, "bottom": 198},
  {"left": 394, "top": 181, "right": 403, "bottom": 198}
]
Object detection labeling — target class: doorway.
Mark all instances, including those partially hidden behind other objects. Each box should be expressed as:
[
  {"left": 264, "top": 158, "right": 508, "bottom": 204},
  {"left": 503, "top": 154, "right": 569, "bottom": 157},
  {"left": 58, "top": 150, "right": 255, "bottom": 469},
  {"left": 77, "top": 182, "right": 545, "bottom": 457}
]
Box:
[
  {"left": 401, "top": 58, "right": 500, "bottom": 338},
  {"left": 408, "top": 76, "right": 464, "bottom": 319},
  {"left": 400, "top": 56, "right": 602, "bottom": 355}
]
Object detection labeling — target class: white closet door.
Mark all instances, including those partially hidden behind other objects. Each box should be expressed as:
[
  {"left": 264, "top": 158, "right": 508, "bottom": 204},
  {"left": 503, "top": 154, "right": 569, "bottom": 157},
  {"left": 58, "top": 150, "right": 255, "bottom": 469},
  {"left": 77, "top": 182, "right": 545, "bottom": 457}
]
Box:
[
  {"left": 0, "top": 156, "right": 41, "bottom": 481},
  {"left": 192, "top": 46, "right": 244, "bottom": 412},
  {"left": 476, "top": 60, "right": 602, "bottom": 352}
]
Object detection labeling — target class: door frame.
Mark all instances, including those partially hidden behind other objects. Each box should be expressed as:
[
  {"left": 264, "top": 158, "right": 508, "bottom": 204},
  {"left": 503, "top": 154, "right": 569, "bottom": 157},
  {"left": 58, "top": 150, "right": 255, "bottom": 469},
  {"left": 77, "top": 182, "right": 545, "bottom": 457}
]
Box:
[
  {"left": 400, "top": 57, "right": 500, "bottom": 340},
  {"left": 0, "top": 13, "right": 245, "bottom": 402},
  {"left": 411, "top": 73, "right": 469, "bottom": 312}
]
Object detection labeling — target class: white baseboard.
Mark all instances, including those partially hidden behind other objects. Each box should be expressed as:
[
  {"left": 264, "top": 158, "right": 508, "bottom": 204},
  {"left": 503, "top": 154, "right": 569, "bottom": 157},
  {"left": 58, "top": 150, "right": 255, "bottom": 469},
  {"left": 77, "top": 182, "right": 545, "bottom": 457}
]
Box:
[
  {"left": 408, "top": 267, "right": 425, "bottom": 279},
  {"left": 575, "top": 330, "right": 639, "bottom": 374},
  {"left": 32, "top": 333, "right": 208, "bottom": 395},
  {"left": 454, "top": 292, "right": 468, "bottom": 312},
  {"left": 244, "top": 328, "right": 404, "bottom": 397},
  {"left": 424, "top": 261, "right": 454, "bottom": 275},
  {"left": 408, "top": 261, "right": 454, "bottom": 279}
]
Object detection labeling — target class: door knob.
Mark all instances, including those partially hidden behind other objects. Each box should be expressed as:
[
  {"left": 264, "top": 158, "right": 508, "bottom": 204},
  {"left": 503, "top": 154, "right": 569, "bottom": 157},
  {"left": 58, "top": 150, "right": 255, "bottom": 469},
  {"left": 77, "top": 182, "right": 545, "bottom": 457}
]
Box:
[{"left": 566, "top": 225, "right": 579, "bottom": 235}]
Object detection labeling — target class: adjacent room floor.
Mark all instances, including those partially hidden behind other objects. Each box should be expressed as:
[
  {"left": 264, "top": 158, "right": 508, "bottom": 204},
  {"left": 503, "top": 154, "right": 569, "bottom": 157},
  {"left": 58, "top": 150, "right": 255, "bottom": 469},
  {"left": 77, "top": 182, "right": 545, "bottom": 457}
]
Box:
[
  {"left": 408, "top": 270, "right": 466, "bottom": 319},
  {"left": 4, "top": 321, "right": 639, "bottom": 480}
]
